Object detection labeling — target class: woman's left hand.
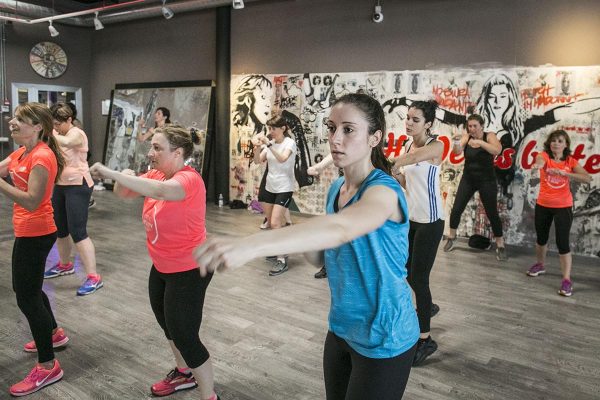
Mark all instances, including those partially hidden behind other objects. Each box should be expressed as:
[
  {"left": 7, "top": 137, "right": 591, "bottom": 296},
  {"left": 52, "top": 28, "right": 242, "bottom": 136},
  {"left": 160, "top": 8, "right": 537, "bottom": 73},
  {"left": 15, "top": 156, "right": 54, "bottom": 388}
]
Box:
[
  {"left": 90, "top": 162, "right": 112, "bottom": 179},
  {"left": 469, "top": 138, "right": 484, "bottom": 147}
]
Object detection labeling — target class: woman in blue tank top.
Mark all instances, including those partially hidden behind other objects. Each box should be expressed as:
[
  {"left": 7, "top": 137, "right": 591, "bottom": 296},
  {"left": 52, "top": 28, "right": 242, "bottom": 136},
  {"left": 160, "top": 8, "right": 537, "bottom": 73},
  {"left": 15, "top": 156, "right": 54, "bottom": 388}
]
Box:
[{"left": 195, "top": 93, "right": 419, "bottom": 399}]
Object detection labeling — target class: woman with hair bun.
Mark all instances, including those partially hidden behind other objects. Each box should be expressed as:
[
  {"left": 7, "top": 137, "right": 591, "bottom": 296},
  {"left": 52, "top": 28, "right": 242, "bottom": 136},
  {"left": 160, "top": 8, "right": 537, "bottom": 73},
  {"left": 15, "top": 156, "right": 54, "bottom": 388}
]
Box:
[{"left": 90, "top": 125, "right": 219, "bottom": 400}]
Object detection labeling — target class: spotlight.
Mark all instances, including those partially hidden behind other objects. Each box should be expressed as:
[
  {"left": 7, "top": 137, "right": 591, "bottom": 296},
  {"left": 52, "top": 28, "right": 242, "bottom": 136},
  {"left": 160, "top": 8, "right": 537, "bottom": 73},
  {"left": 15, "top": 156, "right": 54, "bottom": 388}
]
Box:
[
  {"left": 232, "top": 0, "right": 244, "bottom": 9},
  {"left": 93, "top": 12, "right": 104, "bottom": 30},
  {"left": 162, "top": 0, "right": 174, "bottom": 19},
  {"left": 48, "top": 21, "right": 59, "bottom": 37},
  {"left": 372, "top": 4, "right": 383, "bottom": 23}
]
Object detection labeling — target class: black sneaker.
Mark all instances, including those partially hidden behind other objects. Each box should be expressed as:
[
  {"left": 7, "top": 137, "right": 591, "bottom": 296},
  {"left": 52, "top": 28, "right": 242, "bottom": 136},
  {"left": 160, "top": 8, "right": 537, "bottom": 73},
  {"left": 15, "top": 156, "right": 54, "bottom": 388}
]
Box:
[
  {"left": 314, "top": 265, "right": 327, "bottom": 279},
  {"left": 88, "top": 197, "right": 96, "bottom": 209},
  {"left": 431, "top": 303, "right": 440, "bottom": 317},
  {"left": 413, "top": 336, "right": 438, "bottom": 366},
  {"left": 265, "top": 255, "right": 277, "bottom": 262},
  {"left": 269, "top": 259, "right": 288, "bottom": 276}
]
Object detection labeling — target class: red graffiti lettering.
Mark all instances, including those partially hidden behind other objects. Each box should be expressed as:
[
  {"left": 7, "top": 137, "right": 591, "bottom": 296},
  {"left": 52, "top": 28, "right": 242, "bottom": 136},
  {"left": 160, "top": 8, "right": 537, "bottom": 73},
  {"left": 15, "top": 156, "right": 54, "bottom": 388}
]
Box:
[
  {"left": 521, "top": 85, "right": 584, "bottom": 111},
  {"left": 384, "top": 133, "right": 407, "bottom": 158},
  {"left": 520, "top": 140, "right": 539, "bottom": 169},
  {"left": 494, "top": 148, "right": 516, "bottom": 169},
  {"left": 584, "top": 154, "right": 600, "bottom": 174}
]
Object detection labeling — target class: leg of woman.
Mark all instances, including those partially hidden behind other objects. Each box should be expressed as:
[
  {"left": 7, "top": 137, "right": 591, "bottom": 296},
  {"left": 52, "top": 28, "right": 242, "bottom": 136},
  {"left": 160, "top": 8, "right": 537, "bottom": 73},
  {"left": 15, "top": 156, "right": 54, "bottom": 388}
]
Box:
[
  {"left": 554, "top": 207, "right": 574, "bottom": 288},
  {"left": 345, "top": 343, "right": 416, "bottom": 400},
  {"left": 446, "top": 175, "right": 477, "bottom": 243},
  {"left": 528, "top": 204, "right": 554, "bottom": 276},
  {"left": 477, "top": 179, "right": 504, "bottom": 248},
  {"left": 323, "top": 331, "right": 352, "bottom": 400},
  {"left": 163, "top": 269, "right": 215, "bottom": 399},
  {"left": 52, "top": 185, "right": 73, "bottom": 266},
  {"left": 12, "top": 233, "right": 58, "bottom": 364},
  {"left": 65, "top": 183, "right": 97, "bottom": 276}
]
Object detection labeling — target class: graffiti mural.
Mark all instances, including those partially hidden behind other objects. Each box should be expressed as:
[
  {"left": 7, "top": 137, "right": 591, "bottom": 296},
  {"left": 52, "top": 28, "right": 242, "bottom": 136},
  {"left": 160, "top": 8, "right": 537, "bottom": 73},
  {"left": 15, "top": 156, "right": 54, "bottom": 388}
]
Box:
[{"left": 230, "top": 67, "right": 600, "bottom": 256}]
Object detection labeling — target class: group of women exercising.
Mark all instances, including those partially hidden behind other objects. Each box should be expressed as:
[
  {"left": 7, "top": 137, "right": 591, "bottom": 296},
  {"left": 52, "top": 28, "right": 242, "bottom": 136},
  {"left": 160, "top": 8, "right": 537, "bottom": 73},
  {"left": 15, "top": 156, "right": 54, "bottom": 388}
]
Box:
[{"left": 1, "top": 93, "right": 590, "bottom": 398}]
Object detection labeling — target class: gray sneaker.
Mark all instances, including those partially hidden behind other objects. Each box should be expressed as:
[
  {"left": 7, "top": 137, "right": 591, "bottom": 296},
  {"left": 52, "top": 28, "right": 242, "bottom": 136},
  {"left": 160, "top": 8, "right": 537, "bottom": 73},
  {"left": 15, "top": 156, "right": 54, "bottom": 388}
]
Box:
[
  {"left": 269, "top": 259, "right": 288, "bottom": 276},
  {"left": 443, "top": 238, "right": 456, "bottom": 252},
  {"left": 496, "top": 247, "right": 508, "bottom": 261}
]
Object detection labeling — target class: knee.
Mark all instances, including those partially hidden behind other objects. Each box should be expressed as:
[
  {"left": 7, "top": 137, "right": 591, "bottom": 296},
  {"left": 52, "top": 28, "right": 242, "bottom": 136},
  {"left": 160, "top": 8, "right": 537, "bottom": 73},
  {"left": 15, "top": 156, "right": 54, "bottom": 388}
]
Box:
[{"left": 71, "top": 231, "right": 88, "bottom": 244}]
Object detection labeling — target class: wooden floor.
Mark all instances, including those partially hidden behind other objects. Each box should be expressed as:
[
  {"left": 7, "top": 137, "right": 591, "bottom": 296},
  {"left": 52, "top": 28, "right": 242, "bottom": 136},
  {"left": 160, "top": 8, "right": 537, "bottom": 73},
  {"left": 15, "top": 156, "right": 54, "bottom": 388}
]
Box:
[{"left": 1, "top": 190, "right": 599, "bottom": 400}]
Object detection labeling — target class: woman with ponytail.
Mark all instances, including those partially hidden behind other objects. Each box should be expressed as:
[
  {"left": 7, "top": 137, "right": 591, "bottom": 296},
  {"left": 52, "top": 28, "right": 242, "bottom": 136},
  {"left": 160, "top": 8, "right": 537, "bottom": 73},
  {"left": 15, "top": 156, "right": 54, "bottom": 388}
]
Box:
[
  {"left": 391, "top": 100, "right": 445, "bottom": 366},
  {"left": 0, "top": 103, "right": 67, "bottom": 396},
  {"left": 44, "top": 102, "right": 102, "bottom": 296},
  {"left": 195, "top": 94, "right": 419, "bottom": 399}
]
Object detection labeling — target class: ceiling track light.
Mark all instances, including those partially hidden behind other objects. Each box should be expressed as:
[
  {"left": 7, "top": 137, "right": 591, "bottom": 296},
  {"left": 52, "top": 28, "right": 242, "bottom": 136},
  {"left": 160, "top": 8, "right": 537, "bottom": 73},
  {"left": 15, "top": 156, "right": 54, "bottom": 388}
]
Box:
[
  {"left": 48, "top": 20, "right": 59, "bottom": 37},
  {"left": 232, "top": 0, "right": 244, "bottom": 10},
  {"left": 162, "top": 0, "right": 174, "bottom": 19},
  {"left": 93, "top": 12, "right": 104, "bottom": 30}
]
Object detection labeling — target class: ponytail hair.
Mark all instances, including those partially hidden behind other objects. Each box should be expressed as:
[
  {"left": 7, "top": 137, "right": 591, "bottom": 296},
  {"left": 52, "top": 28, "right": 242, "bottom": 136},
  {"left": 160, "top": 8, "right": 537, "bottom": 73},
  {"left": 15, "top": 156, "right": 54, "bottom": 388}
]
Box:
[
  {"left": 333, "top": 93, "right": 392, "bottom": 175},
  {"left": 15, "top": 103, "right": 65, "bottom": 181}
]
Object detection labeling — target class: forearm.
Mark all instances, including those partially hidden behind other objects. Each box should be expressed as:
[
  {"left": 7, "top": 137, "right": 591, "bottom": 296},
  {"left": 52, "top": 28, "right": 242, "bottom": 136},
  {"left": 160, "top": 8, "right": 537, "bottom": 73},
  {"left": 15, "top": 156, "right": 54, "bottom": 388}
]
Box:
[
  {"left": 481, "top": 141, "right": 501, "bottom": 155},
  {"left": 268, "top": 147, "right": 290, "bottom": 163},
  {"left": 0, "top": 179, "right": 40, "bottom": 211},
  {"left": 104, "top": 169, "right": 168, "bottom": 199},
  {"left": 568, "top": 172, "right": 592, "bottom": 183},
  {"left": 53, "top": 134, "right": 80, "bottom": 148}
]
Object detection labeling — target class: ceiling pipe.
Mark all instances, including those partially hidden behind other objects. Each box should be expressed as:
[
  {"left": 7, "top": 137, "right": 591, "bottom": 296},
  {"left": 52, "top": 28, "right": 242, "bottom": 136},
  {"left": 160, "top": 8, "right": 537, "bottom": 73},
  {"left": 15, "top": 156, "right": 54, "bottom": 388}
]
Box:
[{"left": 0, "top": 0, "right": 272, "bottom": 28}]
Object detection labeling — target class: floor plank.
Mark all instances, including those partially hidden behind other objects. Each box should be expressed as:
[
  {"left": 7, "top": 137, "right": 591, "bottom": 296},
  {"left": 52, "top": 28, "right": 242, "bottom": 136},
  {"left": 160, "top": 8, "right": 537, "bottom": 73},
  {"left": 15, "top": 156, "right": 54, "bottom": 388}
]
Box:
[{"left": 0, "top": 190, "right": 599, "bottom": 399}]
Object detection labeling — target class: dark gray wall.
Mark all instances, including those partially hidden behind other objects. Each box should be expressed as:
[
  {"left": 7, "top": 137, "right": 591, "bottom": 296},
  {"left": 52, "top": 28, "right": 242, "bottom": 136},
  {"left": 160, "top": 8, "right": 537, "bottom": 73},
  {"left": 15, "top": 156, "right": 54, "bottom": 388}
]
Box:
[
  {"left": 89, "top": 10, "right": 216, "bottom": 162},
  {"left": 3, "top": 0, "right": 600, "bottom": 164},
  {"left": 232, "top": 0, "right": 600, "bottom": 73}
]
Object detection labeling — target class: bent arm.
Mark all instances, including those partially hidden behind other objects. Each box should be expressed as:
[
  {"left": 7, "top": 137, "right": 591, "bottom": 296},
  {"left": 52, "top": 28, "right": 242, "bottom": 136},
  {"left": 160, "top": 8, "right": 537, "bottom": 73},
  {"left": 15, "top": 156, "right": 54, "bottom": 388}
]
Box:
[
  {"left": 54, "top": 129, "right": 83, "bottom": 148},
  {"left": 269, "top": 146, "right": 293, "bottom": 163},
  {"left": 0, "top": 165, "right": 49, "bottom": 211},
  {"left": 308, "top": 153, "right": 334, "bottom": 176},
  {"left": 480, "top": 132, "right": 502, "bottom": 155},
  {"left": 393, "top": 141, "right": 443, "bottom": 168},
  {"left": 0, "top": 157, "right": 10, "bottom": 177},
  {"left": 569, "top": 164, "right": 592, "bottom": 184}
]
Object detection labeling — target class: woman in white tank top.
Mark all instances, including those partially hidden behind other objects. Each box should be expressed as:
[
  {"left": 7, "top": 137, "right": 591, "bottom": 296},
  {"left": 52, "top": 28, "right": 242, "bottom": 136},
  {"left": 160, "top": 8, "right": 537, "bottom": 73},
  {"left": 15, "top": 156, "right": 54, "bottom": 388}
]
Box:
[{"left": 391, "top": 100, "right": 445, "bottom": 367}]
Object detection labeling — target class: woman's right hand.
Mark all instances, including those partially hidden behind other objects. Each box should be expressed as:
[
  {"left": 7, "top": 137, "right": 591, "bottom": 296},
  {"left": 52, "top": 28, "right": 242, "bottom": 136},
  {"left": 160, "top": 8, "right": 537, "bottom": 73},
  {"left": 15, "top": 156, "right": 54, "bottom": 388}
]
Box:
[
  {"left": 90, "top": 162, "right": 112, "bottom": 180},
  {"left": 194, "top": 236, "right": 253, "bottom": 277}
]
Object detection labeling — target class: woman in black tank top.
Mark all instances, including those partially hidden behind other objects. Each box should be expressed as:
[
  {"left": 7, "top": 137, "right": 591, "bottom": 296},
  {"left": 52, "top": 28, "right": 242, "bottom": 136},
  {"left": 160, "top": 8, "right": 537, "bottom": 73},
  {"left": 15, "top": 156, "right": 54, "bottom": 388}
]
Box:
[{"left": 443, "top": 114, "right": 508, "bottom": 261}]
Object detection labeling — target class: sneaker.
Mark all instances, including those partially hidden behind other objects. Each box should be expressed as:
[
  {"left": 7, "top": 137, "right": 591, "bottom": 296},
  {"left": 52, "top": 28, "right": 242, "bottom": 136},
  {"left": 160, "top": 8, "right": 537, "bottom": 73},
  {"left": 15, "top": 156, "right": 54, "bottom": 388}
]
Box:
[
  {"left": 88, "top": 197, "right": 96, "bottom": 209},
  {"left": 443, "top": 238, "right": 455, "bottom": 252},
  {"left": 24, "top": 328, "right": 69, "bottom": 353},
  {"left": 269, "top": 259, "right": 288, "bottom": 276},
  {"left": 431, "top": 303, "right": 440, "bottom": 318},
  {"left": 43, "top": 262, "right": 74, "bottom": 279},
  {"left": 265, "top": 255, "right": 278, "bottom": 262},
  {"left": 413, "top": 336, "right": 438, "bottom": 366},
  {"left": 496, "top": 247, "right": 508, "bottom": 261},
  {"left": 314, "top": 265, "right": 327, "bottom": 279},
  {"left": 526, "top": 263, "right": 546, "bottom": 277},
  {"left": 259, "top": 217, "right": 269, "bottom": 230},
  {"left": 151, "top": 368, "right": 197, "bottom": 397},
  {"left": 9, "top": 360, "right": 63, "bottom": 397},
  {"left": 76, "top": 274, "right": 104, "bottom": 296},
  {"left": 558, "top": 279, "right": 573, "bottom": 297}
]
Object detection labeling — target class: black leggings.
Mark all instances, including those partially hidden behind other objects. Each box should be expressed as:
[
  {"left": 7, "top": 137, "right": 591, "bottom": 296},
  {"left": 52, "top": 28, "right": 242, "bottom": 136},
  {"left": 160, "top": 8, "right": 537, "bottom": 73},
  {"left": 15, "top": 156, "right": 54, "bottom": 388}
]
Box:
[
  {"left": 535, "top": 204, "right": 573, "bottom": 255},
  {"left": 12, "top": 233, "right": 59, "bottom": 363},
  {"left": 323, "top": 331, "right": 416, "bottom": 400},
  {"left": 148, "top": 266, "right": 213, "bottom": 369},
  {"left": 449, "top": 173, "right": 503, "bottom": 237},
  {"left": 406, "top": 219, "right": 444, "bottom": 333},
  {"left": 52, "top": 182, "right": 92, "bottom": 243}
]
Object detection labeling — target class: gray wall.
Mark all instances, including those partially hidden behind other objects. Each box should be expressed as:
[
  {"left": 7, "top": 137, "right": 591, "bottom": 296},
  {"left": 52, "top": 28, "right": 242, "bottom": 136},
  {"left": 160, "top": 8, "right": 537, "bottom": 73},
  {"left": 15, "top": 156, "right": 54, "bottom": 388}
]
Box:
[{"left": 3, "top": 0, "right": 600, "bottom": 163}]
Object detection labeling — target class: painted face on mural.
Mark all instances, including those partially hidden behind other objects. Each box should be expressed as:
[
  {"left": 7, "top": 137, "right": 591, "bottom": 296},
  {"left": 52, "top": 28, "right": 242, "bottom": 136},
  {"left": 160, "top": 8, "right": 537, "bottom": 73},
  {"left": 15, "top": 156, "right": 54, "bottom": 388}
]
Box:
[
  {"left": 406, "top": 108, "right": 431, "bottom": 137},
  {"left": 326, "top": 103, "right": 374, "bottom": 169},
  {"left": 488, "top": 84, "right": 510, "bottom": 118},
  {"left": 252, "top": 85, "right": 273, "bottom": 126}
]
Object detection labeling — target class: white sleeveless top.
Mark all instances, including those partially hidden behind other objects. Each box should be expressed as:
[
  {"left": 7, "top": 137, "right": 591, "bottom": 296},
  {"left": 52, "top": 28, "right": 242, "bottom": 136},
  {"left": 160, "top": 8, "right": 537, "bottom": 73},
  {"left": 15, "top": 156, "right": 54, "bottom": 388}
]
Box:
[{"left": 403, "top": 137, "right": 445, "bottom": 223}]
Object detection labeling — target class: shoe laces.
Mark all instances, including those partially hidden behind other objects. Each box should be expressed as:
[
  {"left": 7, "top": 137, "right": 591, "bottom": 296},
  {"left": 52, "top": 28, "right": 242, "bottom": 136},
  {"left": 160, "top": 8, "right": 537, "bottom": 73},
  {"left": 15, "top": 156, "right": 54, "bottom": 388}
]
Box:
[
  {"left": 24, "top": 365, "right": 46, "bottom": 383},
  {"left": 164, "top": 368, "right": 184, "bottom": 382}
]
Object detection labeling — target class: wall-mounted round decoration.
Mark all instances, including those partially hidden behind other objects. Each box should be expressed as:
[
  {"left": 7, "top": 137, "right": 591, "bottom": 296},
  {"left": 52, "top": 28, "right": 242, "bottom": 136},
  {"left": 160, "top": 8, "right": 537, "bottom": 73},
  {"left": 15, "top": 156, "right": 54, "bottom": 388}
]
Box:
[{"left": 29, "top": 41, "right": 68, "bottom": 79}]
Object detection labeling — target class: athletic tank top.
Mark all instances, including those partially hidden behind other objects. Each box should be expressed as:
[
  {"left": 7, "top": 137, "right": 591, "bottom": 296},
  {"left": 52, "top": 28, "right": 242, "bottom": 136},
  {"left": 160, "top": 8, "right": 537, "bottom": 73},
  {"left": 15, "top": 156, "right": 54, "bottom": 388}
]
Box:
[
  {"left": 403, "top": 137, "right": 445, "bottom": 223},
  {"left": 463, "top": 132, "right": 495, "bottom": 178}
]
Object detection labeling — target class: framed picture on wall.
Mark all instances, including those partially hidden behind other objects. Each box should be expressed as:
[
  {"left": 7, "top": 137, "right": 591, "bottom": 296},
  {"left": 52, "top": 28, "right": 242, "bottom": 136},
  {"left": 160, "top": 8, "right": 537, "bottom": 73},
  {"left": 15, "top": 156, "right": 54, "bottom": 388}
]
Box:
[{"left": 102, "top": 80, "right": 215, "bottom": 177}]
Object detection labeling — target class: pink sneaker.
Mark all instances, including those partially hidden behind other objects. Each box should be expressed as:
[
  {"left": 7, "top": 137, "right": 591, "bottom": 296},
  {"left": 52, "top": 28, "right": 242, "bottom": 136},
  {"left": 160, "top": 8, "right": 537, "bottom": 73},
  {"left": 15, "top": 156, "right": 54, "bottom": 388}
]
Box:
[
  {"left": 151, "top": 368, "right": 197, "bottom": 397},
  {"left": 24, "top": 327, "right": 69, "bottom": 353},
  {"left": 9, "top": 360, "right": 63, "bottom": 397},
  {"left": 558, "top": 279, "right": 573, "bottom": 297},
  {"left": 526, "top": 263, "right": 546, "bottom": 277}
]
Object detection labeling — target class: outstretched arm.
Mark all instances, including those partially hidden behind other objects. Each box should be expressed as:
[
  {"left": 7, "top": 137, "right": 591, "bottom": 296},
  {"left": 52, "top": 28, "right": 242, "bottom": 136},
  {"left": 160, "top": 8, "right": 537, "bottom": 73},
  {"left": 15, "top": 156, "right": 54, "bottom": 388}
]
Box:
[
  {"left": 307, "top": 153, "right": 334, "bottom": 176},
  {"left": 90, "top": 162, "right": 185, "bottom": 200},
  {"left": 53, "top": 128, "right": 83, "bottom": 149},
  {"left": 0, "top": 165, "right": 49, "bottom": 211},
  {"left": 194, "top": 184, "right": 402, "bottom": 276},
  {"left": 392, "top": 141, "right": 443, "bottom": 169}
]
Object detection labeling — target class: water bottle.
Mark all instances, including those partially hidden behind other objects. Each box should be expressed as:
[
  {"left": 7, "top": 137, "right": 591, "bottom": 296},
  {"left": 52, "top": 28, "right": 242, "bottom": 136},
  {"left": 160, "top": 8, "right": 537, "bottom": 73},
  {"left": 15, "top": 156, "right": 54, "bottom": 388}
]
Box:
[{"left": 218, "top": 194, "right": 224, "bottom": 208}]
